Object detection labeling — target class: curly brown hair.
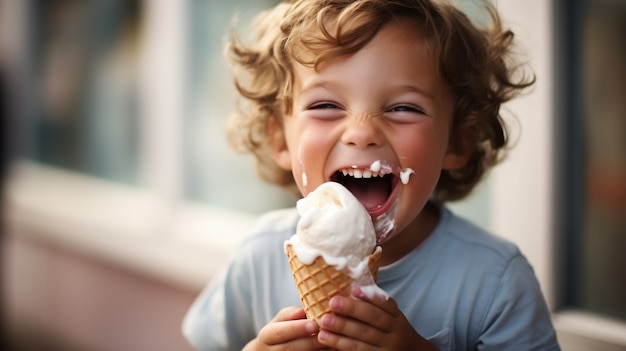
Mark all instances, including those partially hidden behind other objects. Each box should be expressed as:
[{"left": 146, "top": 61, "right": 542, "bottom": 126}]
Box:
[{"left": 226, "top": 0, "right": 535, "bottom": 202}]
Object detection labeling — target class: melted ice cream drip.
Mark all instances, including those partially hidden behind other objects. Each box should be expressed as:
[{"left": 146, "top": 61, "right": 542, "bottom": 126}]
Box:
[
  {"left": 368, "top": 160, "right": 414, "bottom": 185},
  {"left": 400, "top": 168, "right": 415, "bottom": 185},
  {"left": 370, "top": 160, "right": 382, "bottom": 172},
  {"left": 373, "top": 196, "right": 398, "bottom": 244},
  {"left": 369, "top": 160, "right": 393, "bottom": 174}
]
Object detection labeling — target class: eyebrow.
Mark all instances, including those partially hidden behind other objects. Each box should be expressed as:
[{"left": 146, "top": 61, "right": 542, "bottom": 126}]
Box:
[
  {"left": 299, "top": 78, "right": 436, "bottom": 102},
  {"left": 298, "top": 78, "right": 338, "bottom": 96},
  {"left": 393, "top": 84, "right": 436, "bottom": 101}
]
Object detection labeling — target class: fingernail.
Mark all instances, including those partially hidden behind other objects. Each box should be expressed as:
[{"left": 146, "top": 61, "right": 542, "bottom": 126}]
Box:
[
  {"left": 321, "top": 313, "right": 335, "bottom": 327},
  {"left": 318, "top": 330, "right": 329, "bottom": 341},
  {"left": 330, "top": 296, "right": 342, "bottom": 309},
  {"left": 304, "top": 321, "right": 317, "bottom": 334}
]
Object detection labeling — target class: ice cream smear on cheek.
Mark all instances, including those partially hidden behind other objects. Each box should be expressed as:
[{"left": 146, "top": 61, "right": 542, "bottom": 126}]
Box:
[
  {"left": 285, "top": 182, "right": 388, "bottom": 299},
  {"left": 297, "top": 144, "right": 308, "bottom": 188},
  {"left": 400, "top": 167, "right": 415, "bottom": 185},
  {"left": 302, "top": 172, "right": 308, "bottom": 187}
]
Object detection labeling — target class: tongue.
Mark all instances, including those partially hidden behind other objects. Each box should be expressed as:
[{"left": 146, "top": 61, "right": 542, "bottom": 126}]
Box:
[{"left": 342, "top": 177, "right": 390, "bottom": 211}]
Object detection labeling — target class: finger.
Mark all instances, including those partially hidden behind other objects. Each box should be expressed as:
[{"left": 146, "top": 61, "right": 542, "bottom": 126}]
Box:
[
  {"left": 319, "top": 312, "right": 384, "bottom": 346},
  {"left": 259, "top": 307, "right": 319, "bottom": 346},
  {"left": 285, "top": 333, "right": 331, "bottom": 350},
  {"left": 352, "top": 286, "right": 398, "bottom": 314},
  {"left": 259, "top": 318, "right": 319, "bottom": 345},
  {"left": 271, "top": 306, "right": 307, "bottom": 322},
  {"left": 328, "top": 295, "right": 395, "bottom": 331},
  {"left": 318, "top": 328, "right": 375, "bottom": 351}
]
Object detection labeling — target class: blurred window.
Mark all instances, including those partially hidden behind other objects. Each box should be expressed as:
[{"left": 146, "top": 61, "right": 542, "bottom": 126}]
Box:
[
  {"left": 559, "top": 0, "right": 626, "bottom": 320},
  {"left": 23, "top": 0, "right": 292, "bottom": 215},
  {"left": 27, "top": 0, "right": 142, "bottom": 185},
  {"left": 184, "top": 0, "right": 293, "bottom": 214}
]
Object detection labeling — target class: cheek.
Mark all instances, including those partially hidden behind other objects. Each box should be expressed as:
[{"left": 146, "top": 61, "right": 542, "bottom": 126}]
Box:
[
  {"left": 401, "top": 146, "right": 446, "bottom": 198},
  {"left": 393, "top": 122, "right": 449, "bottom": 170},
  {"left": 288, "top": 127, "right": 335, "bottom": 195},
  {"left": 391, "top": 132, "right": 447, "bottom": 225}
]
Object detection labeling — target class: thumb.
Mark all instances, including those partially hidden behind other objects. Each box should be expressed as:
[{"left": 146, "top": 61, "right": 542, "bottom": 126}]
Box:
[{"left": 272, "top": 306, "right": 307, "bottom": 322}]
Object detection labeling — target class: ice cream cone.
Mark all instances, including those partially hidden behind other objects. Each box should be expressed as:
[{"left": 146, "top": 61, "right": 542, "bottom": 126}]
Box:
[{"left": 285, "top": 243, "right": 381, "bottom": 324}]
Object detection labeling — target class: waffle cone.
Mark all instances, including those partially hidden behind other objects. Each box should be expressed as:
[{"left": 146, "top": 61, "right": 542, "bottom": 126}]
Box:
[{"left": 285, "top": 243, "right": 381, "bottom": 324}]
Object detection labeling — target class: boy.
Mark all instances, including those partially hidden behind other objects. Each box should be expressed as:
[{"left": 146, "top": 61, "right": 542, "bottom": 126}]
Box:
[{"left": 183, "top": 0, "right": 560, "bottom": 350}]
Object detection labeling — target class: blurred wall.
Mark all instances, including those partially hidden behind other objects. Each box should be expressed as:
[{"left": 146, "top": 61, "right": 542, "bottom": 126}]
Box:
[{"left": 2, "top": 229, "right": 198, "bottom": 351}]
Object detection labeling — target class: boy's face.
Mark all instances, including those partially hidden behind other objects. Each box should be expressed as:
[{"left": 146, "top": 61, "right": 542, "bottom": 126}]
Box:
[{"left": 272, "top": 22, "right": 467, "bottom": 243}]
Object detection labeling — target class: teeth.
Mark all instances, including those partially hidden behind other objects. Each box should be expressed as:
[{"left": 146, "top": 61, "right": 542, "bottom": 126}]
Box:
[{"left": 338, "top": 168, "right": 382, "bottom": 179}]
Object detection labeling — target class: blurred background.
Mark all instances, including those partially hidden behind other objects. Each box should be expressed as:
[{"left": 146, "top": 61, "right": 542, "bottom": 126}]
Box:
[{"left": 0, "top": 0, "right": 624, "bottom": 350}]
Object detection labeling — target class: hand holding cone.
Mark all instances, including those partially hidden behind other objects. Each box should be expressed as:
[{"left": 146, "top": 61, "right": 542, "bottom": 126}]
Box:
[{"left": 285, "top": 243, "right": 381, "bottom": 324}]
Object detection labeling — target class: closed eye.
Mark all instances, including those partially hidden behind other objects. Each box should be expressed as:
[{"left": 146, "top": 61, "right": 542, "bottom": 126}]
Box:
[
  {"left": 388, "top": 104, "right": 426, "bottom": 115},
  {"left": 309, "top": 102, "right": 341, "bottom": 110},
  {"left": 305, "top": 101, "right": 345, "bottom": 121},
  {"left": 384, "top": 104, "right": 429, "bottom": 123}
]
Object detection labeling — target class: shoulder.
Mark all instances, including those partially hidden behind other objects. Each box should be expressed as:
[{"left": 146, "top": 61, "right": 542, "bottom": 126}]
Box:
[
  {"left": 421, "top": 207, "right": 541, "bottom": 311},
  {"left": 250, "top": 207, "right": 300, "bottom": 237},
  {"left": 234, "top": 208, "right": 299, "bottom": 264},
  {"left": 241, "top": 208, "right": 298, "bottom": 245},
  {"left": 432, "top": 208, "right": 558, "bottom": 349},
  {"left": 439, "top": 207, "right": 522, "bottom": 263}
]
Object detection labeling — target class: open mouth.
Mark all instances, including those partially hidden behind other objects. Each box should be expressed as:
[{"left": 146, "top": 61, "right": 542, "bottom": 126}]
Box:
[{"left": 330, "top": 167, "right": 399, "bottom": 218}]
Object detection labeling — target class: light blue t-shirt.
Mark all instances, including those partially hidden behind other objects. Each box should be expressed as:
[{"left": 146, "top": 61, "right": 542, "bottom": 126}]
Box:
[{"left": 182, "top": 206, "right": 560, "bottom": 351}]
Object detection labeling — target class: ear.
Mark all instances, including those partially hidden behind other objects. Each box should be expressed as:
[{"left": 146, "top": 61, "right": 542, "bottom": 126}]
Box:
[
  {"left": 442, "top": 150, "right": 470, "bottom": 170},
  {"left": 268, "top": 117, "right": 292, "bottom": 171},
  {"left": 442, "top": 131, "right": 472, "bottom": 171}
]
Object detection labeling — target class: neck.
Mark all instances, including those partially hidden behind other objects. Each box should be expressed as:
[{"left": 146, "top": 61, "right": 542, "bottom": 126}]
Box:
[{"left": 379, "top": 202, "right": 441, "bottom": 266}]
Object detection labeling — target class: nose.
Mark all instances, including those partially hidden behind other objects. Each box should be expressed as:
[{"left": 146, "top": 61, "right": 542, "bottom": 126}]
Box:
[{"left": 341, "top": 114, "right": 384, "bottom": 149}]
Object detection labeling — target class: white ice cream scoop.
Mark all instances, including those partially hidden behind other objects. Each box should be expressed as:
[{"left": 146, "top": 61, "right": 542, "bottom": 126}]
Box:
[{"left": 295, "top": 181, "right": 376, "bottom": 265}]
